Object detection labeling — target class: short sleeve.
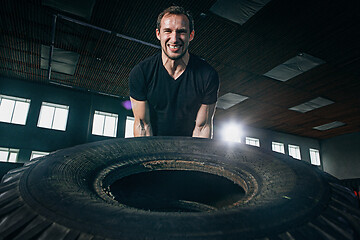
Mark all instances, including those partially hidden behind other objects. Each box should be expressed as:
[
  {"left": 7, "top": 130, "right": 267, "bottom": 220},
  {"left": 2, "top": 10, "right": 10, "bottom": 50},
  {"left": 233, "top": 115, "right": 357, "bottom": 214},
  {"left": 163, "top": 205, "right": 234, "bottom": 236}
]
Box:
[
  {"left": 129, "top": 64, "right": 147, "bottom": 101},
  {"left": 202, "top": 69, "right": 220, "bottom": 105}
]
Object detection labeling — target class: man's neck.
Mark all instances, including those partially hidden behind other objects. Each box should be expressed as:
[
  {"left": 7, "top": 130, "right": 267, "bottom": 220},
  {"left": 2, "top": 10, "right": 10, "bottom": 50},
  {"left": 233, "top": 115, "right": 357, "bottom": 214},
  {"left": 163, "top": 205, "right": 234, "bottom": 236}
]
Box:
[{"left": 161, "top": 52, "right": 190, "bottom": 80}]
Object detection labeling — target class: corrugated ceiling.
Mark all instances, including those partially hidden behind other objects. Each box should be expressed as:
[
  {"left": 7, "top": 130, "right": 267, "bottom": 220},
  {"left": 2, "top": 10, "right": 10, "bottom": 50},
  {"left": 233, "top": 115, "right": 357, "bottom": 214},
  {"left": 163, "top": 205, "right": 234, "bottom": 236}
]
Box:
[{"left": 0, "top": 0, "right": 359, "bottom": 139}]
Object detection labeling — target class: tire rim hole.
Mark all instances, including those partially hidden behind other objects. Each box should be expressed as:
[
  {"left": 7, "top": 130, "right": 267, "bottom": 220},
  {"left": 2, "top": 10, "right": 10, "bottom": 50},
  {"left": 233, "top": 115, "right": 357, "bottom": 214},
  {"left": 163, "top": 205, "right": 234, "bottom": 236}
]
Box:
[{"left": 108, "top": 170, "right": 246, "bottom": 212}]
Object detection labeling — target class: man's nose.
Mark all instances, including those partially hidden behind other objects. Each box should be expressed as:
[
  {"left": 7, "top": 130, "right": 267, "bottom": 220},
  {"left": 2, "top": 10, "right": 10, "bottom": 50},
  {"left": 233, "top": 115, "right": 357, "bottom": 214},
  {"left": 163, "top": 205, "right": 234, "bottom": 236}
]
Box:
[{"left": 170, "top": 32, "right": 179, "bottom": 42}]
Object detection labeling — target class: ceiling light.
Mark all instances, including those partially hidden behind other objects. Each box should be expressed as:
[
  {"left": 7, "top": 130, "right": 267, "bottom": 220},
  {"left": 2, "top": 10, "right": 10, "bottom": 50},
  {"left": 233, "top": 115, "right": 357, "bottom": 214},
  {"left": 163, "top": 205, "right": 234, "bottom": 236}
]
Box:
[
  {"left": 313, "top": 121, "right": 345, "bottom": 131},
  {"left": 264, "top": 53, "right": 325, "bottom": 81},
  {"left": 210, "top": 0, "right": 271, "bottom": 25},
  {"left": 289, "top": 97, "right": 334, "bottom": 113},
  {"left": 216, "top": 93, "right": 248, "bottom": 110}
]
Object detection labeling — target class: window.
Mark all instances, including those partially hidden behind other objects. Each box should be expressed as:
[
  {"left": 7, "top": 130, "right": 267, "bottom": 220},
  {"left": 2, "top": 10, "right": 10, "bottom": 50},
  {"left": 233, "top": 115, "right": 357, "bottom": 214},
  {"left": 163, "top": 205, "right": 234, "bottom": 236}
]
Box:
[
  {"left": 245, "top": 137, "right": 260, "bottom": 147},
  {"left": 272, "top": 142, "right": 285, "bottom": 154},
  {"left": 0, "top": 94, "right": 30, "bottom": 125},
  {"left": 289, "top": 144, "right": 301, "bottom": 160},
  {"left": 30, "top": 151, "right": 49, "bottom": 160},
  {"left": 37, "top": 102, "right": 69, "bottom": 131},
  {"left": 0, "top": 147, "right": 19, "bottom": 163},
  {"left": 92, "top": 111, "right": 118, "bottom": 137},
  {"left": 309, "top": 149, "right": 321, "bottom": 166},
  {"left": 125, "top": 116, "right": 134, "bottom": 138}
]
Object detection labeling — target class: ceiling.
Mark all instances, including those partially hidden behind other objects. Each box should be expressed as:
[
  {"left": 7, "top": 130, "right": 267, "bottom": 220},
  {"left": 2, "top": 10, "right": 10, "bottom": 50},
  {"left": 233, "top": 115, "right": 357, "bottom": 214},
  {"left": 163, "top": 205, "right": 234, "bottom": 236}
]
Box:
[{"left": 1, "top": 0, "right": 359, "bottom": 139}]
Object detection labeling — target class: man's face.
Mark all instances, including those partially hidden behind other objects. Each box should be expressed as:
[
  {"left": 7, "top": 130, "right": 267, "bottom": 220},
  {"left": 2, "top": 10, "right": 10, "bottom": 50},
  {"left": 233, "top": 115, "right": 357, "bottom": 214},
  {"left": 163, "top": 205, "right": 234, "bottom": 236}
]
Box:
[{"left": 156, "top": 13, "right": 194, "bottom": 61}]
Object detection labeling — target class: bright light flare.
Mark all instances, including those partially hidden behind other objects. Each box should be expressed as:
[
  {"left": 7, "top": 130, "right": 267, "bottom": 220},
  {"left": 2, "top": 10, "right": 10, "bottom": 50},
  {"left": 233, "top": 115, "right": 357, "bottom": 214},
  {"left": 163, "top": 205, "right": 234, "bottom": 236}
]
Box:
[{"left": 220, "top": 122, "right": 243, "bottom": 143}]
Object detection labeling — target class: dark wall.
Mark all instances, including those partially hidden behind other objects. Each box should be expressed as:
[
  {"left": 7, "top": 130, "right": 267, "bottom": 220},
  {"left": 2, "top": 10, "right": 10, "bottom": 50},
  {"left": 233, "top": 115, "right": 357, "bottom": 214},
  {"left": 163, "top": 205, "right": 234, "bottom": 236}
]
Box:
[
  {"left": 0, "top": 76, "right": 132, "bottom": 163},
  {"left": 321, "top": 132, "right": 360, "bottom": 179}
]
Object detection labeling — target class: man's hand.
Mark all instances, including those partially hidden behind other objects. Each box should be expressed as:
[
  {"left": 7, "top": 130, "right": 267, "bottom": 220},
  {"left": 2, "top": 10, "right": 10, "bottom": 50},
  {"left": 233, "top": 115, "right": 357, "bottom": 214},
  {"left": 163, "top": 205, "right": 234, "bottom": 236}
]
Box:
[
  {"left": 192, "top": 103, "right": 216, "bottom": 138},
  {"left": 130, "top": 97, "right": 153, "bottom": 137}
]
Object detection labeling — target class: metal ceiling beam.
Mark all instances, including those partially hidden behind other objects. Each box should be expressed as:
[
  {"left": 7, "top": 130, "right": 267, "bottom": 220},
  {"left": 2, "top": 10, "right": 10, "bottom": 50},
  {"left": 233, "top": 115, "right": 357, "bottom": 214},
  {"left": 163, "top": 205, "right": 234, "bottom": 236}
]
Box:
[
  {"left": 48, "top": 14, "right": 57, "bottom": 80},
  {"left": 57, "top": 14, "right": 161, "bottom": 49}
]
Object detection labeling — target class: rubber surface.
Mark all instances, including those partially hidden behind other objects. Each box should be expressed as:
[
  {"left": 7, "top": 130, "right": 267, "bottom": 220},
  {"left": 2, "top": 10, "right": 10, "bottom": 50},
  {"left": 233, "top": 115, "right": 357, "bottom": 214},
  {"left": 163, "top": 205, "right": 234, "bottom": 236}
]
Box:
[
  {"left": 0, "top": 162, "right": 23, "bottom": 180},
  {"left": 0, "top": 137, "right": 359, "bottom": 239}
]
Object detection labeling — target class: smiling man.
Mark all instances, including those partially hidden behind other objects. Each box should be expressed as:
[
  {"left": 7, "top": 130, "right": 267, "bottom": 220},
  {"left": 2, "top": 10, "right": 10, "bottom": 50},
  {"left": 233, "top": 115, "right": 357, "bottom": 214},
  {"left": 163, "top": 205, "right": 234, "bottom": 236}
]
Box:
[{"left": 129, "top": 6, "right": 219, "bottom": 138}]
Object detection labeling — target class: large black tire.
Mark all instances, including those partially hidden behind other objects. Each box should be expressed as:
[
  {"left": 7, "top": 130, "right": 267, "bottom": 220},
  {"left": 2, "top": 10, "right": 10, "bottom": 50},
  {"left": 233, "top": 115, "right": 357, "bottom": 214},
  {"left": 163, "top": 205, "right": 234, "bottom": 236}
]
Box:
[
  {"left": 0, "top": 162, "right": 23, "bottom": 180},
  {"left": 0, "top": 137, "right": 359, "bottom": 239}
]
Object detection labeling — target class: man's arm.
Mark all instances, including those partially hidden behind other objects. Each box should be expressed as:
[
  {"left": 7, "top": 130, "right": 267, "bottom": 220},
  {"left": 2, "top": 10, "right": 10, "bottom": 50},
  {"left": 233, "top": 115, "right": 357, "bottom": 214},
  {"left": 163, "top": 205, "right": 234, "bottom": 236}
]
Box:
[
  {"left": 130, "top": 97, "right": 153, "bottom": 137},
  {"left": 192, "top": 103, "right": 216, "bottom": 139}
]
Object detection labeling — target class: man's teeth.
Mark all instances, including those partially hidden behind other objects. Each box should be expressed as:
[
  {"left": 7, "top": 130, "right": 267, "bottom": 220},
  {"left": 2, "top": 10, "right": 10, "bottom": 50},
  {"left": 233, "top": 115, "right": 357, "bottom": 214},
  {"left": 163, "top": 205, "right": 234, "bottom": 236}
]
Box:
[{"left": 169, "top": 45, "right": 179, "bottom": 49}]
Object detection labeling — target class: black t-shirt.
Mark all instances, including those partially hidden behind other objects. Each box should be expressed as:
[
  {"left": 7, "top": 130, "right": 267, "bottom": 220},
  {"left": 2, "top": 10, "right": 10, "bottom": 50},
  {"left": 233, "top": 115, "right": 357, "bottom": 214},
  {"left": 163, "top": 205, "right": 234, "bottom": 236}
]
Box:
[{"left": 129, "top": 52, "right": 219, "bottom": 136}]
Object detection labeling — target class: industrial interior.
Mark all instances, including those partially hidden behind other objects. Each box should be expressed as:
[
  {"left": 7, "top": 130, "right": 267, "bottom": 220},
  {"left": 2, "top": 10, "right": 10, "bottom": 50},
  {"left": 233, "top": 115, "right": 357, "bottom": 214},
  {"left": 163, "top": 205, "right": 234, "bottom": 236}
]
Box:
[{"left": 0, "top": 0, "right": 359, "bottom": 230}]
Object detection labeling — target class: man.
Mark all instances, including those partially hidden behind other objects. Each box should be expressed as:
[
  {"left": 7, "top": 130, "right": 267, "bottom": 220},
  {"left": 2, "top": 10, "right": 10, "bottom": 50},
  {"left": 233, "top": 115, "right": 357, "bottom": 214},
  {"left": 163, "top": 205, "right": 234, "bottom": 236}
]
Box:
[{"left": 129, "top": 6, "right": 219, "bottom": 138}]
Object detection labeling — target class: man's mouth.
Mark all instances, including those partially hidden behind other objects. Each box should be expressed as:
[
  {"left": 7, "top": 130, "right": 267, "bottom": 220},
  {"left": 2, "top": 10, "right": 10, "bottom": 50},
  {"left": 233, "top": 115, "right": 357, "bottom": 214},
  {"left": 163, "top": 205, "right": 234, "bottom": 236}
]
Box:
[{"left": 168, "top": 45, "right": 180, "bottom": 51}]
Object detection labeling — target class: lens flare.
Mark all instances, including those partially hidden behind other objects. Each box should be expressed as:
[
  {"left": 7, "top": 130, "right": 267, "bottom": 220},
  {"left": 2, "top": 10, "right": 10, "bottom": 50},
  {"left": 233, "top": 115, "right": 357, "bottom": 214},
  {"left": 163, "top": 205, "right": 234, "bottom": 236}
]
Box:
[{"left": 220, "top": 123, "right": 242, "bottom": 143}]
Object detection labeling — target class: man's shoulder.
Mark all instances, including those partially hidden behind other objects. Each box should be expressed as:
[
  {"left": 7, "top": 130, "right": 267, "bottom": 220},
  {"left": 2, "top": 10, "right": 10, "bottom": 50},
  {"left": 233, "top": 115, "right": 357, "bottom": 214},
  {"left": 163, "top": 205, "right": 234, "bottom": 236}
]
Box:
[
  {"left": 189, "top": 54, "right": 218, "bottom": 78},
  {"left": 135, "top": 52, "right": 161, "bottom": 69},
  {"left": 189, "top": 54, "right": 216, "bottom": 72}
]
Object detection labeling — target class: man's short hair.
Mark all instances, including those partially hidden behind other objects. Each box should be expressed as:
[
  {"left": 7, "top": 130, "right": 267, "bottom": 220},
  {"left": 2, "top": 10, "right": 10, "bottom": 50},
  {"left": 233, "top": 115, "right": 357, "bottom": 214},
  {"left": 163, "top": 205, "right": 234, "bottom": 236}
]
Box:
[{"left": 156, "top": 6, "right": 194, "bottom": 33}]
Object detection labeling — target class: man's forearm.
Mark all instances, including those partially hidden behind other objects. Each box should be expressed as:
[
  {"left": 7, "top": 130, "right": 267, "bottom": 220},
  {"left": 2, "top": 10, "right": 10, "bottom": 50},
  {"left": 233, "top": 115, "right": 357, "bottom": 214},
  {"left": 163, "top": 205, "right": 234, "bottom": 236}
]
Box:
[
  {"left": 134, "top": 119, "right": 153, "bottom": 137},
  {"left": 192, "top": 124, "right": 212, "bottom": 138},
  {"left": 192, "top": 103, "right": 216, "bottom": 139}
]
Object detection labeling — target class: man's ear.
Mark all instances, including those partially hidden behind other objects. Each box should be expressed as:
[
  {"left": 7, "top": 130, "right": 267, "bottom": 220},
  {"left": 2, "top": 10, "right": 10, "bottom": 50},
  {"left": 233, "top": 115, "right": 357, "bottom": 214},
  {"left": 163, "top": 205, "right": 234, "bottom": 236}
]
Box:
[
  {"left": 189, "top": 30, "right": 195, "bottom": 42},
  {"left": 156, "top": 28, "right": 160, "bottom": 40}
]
